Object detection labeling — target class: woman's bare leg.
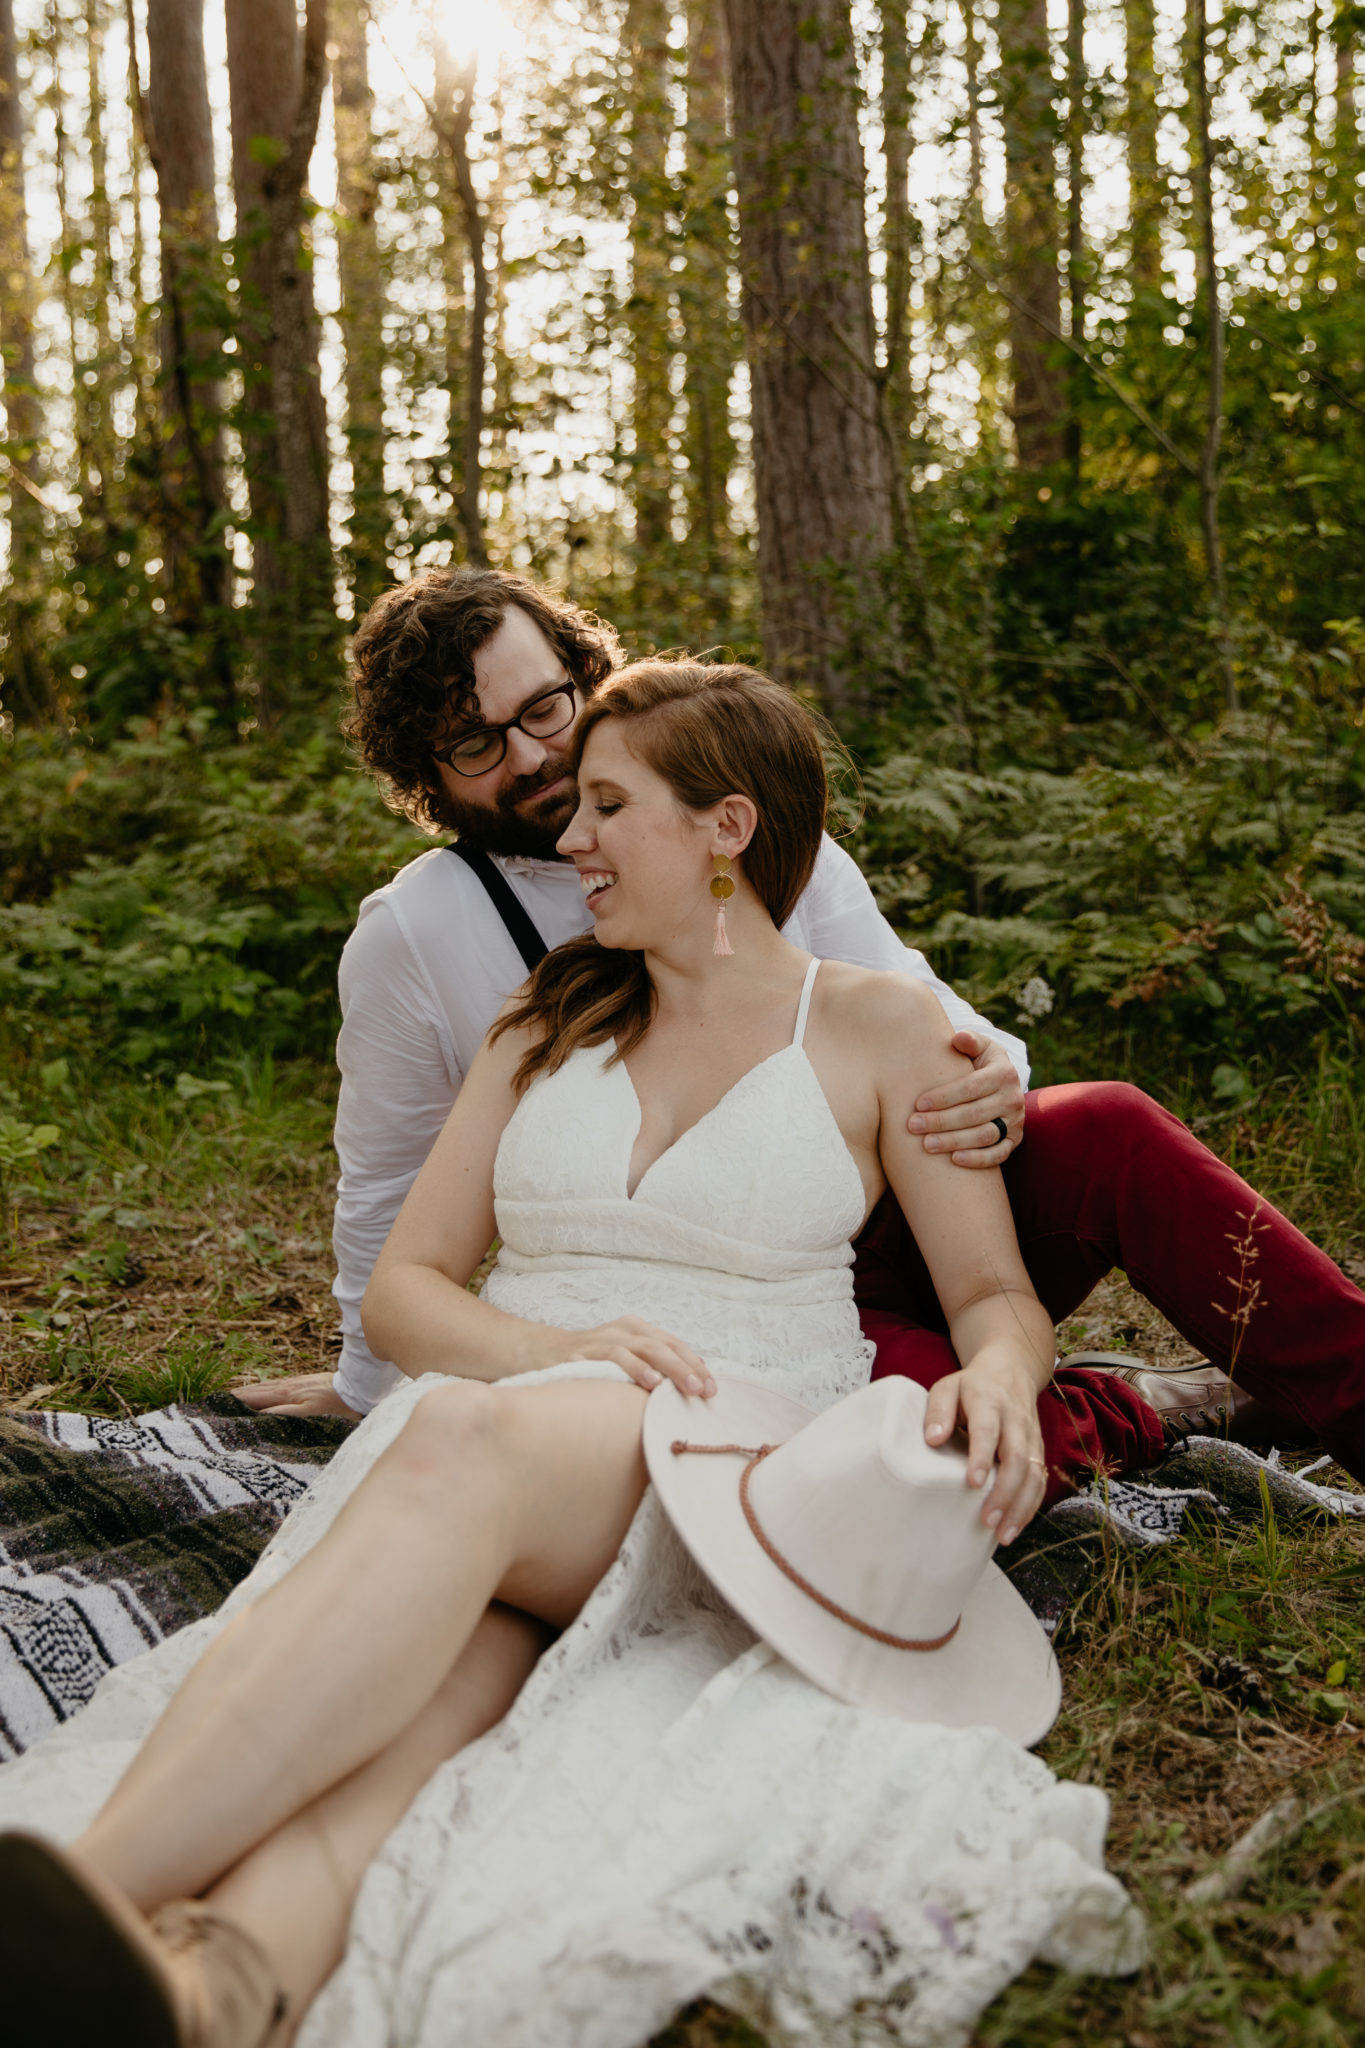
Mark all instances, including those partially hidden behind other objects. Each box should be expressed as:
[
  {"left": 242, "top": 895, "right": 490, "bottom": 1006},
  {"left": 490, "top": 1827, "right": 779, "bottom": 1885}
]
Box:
[
  {"left": 77, "top": 1378, "right": 648, "bottom": 1912},
  {"left": 206, "top": 1604, "right": 548, "bottom": 2032}
]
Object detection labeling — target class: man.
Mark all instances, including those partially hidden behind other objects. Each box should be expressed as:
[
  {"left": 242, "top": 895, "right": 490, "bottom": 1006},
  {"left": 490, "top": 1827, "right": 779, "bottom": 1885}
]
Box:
[{"left": 244, "top": 569, "right": 1365, "bottom": 1498}]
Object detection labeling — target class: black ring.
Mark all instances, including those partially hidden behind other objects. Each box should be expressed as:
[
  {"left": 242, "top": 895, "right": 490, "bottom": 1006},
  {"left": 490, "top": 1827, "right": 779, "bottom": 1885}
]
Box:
[{"left": 991, "top": 1117, "right": 1009, "bottom": 1145}]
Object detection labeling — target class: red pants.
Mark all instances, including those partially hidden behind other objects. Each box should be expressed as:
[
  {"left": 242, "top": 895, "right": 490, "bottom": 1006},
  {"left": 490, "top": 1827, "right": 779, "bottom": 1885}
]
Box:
[{"left": 854, "top": 1081, "right": 1365, "bottom": 1505}]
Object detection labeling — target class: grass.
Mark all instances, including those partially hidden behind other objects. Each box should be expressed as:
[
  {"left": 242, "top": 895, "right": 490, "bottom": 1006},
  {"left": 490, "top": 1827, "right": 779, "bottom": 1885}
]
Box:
[
  {"left": 3, "top": 1041, "right": 1365, "bottom": 2045},
  {"left": 981, "top": 1516, "right": 1365, "bottom": 2046},
  {"left": 0, "top": 1051, "right": 339, "bottom": 1413}
]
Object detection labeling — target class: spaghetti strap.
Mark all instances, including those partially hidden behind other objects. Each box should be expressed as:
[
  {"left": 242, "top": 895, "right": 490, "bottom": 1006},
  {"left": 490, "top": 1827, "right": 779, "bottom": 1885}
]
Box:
[{"left": 791, "top": 957, "right": 821, "bottom": 1048}]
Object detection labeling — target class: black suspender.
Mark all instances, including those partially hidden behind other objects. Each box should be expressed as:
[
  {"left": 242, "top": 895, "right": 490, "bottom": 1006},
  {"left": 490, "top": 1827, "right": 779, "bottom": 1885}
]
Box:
[{"left": 447, "top": 843, "right": 551, "bottom": 976}]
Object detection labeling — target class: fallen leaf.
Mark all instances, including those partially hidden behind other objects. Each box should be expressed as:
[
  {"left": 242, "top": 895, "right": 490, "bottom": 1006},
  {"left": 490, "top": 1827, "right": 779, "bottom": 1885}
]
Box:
[
  {"left": 1271, "top": 1912, "right": 1340, "bottom": 1979},
  {"left": 9, "top": 1381, "right": 60, "bottom": 1411}
]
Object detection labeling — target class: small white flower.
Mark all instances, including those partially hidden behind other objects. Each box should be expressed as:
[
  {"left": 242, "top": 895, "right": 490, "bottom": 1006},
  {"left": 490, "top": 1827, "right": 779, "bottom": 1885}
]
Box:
[{"left": 1015, "top": 975, "right": 1054, "bottom": 1024}]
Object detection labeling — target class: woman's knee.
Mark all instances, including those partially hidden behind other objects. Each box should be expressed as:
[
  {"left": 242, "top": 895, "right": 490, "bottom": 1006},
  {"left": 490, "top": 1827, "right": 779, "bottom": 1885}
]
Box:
[{"left": 389, "top": 1378, "right": 505, "bottom": 1486}]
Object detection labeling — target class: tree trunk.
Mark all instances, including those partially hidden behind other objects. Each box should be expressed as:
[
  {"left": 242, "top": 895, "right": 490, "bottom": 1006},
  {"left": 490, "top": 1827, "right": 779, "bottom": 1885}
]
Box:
[
  {"left": 997, "top": 0, "right": 1066, "bottom": 470},
  {"left": 681, "top": 0, "right": 734, "bottom": 603},
  {"left": 1124, "top": 0, "right": 1161, "bottom": 287},
  {"left": 1334, "top": 10, "right": 1357, "bottom": 158},
  {"left": 0, "top": 0, "right": 43, "bottom": 572},
  {"left": 876, "top": 0, "right": 938, "bottom": 659},
  {"left": 1191, "top": 0, "right": 1235, "bottom": 712},
  {"left": 963, "top": 0, "right": 985, "bottom": 217},
  {"left": 1064, "top": 0, "right": 1085, "bottom": 482},
  {"left": 141, "top": 0, "right": 230, "bottom": 640},
  {"left": 626, "top": 0, "right": 673, "bottom": 607},
  {"left": 123, "top": 8, "right": 156, "bottom": 459},
  {"left": 332, "top": 0, "right": 388, "bottom": 609},
  {"left": 0, "top": 0, "right": 47, "bottom": 715},
  {"left": 432, "top": 9, "right": 489, "bottom": 567},
  {"left": 487, "top": 75, "right": 512, "bottom": 513},
  {"left": 879, "top": 0, "right": 912, "bottom": 454},
  {"left": 431, "top": 17, "right": 466, "bottom": 545},
  {"left": 225, "top": 0, "right": 333, "bottom": 682},
  {"left": 49, "top": 9, "right": 101, "bottom": 544},
  {"left": 724, "top": 0, "right": 894, "bottom": 716},
  {"left": 961, "top": 0, "right": 1005, "bottom": 452},
  {"left": 83, "top": 0, "right": 117, "bottom": 517}
]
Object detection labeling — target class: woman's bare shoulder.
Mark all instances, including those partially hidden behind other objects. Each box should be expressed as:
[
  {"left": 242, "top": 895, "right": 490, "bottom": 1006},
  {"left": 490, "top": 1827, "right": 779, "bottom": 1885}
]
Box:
[
  {"left": 811, "top": 961, "right": 962, "bottom": 1107},
  {"left": 813, "top": 959, "right": 950, "bottom": 1042}
]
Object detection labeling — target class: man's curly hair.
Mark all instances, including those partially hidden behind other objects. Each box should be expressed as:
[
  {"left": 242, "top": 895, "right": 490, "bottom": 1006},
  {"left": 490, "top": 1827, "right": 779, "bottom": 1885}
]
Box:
[{"left": 344, "top": 567, "right": 623, "bottom": 831}]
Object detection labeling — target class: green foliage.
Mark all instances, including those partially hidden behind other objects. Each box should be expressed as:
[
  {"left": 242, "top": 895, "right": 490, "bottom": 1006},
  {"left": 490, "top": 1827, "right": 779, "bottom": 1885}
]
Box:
[
  {"left": 2, "top": 0, "right": 1361, "bottom": 1121},
  {"left": 0, "top": 718, "right": 425, "bottom": 1069},
  {"left": 854, "top": 673, "right": 1365, "bottom": 1083},
  {"left": 0, "top": 1114, "right": 61, "bottom": 1211}
]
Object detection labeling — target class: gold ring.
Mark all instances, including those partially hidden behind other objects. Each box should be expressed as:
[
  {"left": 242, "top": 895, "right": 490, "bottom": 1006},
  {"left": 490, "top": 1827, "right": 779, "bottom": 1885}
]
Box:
[{"left": 1027, "top": 1457, "right": 1047, "bottom": 1469}]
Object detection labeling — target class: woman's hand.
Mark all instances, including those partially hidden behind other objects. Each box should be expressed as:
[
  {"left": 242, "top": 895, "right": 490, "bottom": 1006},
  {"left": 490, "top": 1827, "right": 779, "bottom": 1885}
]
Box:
[
  {"left": 550, "top": 1316, "right": 717, "bottom": 1398},
  {"left": 923, "top": 1358, "right": 1048, "bottom": 1544}
]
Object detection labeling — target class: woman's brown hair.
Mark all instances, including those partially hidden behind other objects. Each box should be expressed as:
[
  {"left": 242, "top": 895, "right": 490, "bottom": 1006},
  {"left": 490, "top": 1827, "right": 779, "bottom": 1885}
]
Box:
[{"left": 492, "top": 660, "right": 829, "bottom": 1091}]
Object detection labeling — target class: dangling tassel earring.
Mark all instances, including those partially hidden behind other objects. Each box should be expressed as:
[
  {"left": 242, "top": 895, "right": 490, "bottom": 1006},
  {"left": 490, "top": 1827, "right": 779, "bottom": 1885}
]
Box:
[{"left": 710, "top": 854, "right": 736, "bottom": 957}]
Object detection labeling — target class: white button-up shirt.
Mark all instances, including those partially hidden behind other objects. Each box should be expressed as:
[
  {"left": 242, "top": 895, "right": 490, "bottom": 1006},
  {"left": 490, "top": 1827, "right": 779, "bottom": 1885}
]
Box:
[{"left": 331, "top": 835, "right": 1029, "bottom": 1412}]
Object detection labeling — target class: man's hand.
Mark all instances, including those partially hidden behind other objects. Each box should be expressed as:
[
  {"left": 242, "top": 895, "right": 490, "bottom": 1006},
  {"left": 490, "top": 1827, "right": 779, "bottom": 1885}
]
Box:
[
  {"left": 908, "top": 1031, "right": 1025, "bottom": 1169},
  {"left": 234, "top": 1371, "right": 361, "bottom": 1420}
]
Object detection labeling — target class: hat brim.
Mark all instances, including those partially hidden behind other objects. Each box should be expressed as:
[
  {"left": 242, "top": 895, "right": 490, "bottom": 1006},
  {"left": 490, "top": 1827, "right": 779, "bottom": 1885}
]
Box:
[{"left": 644, "top": 1377, "right": 1061, "bottom": 1750}]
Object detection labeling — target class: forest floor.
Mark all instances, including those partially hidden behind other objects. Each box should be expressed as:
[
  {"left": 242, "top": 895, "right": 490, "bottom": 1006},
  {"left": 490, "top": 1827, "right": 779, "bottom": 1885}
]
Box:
[{"left": 2, "top": 1060, "right": 1364, "bottom": 2047}]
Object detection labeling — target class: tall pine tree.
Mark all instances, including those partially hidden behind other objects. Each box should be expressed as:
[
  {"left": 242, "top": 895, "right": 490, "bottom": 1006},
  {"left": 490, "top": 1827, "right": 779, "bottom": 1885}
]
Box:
[{"left": 724, "top": 0, "right": 894, "bottom": 712}]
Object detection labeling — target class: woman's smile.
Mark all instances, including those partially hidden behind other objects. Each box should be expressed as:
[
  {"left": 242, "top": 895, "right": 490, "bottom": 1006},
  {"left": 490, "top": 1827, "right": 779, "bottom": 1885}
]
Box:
[{"left": 577, "top": 867, "right": 619, "bottom": 909}]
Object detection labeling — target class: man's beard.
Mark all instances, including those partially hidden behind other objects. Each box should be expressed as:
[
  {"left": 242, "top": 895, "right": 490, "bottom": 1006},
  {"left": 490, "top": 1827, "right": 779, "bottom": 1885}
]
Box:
[{"left": 431, "top": 754, "right": 578, "bottom": 859}]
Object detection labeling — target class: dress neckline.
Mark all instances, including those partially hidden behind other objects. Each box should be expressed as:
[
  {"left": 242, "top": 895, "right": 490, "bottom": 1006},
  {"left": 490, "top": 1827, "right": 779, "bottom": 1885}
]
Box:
[{"left": 618, "top": 959, "right": 825, "bottom": 1203}]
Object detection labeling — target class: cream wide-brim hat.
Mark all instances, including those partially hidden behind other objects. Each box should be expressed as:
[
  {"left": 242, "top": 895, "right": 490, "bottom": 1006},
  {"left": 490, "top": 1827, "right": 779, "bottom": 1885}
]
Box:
[{"left": 644, "top": 1374, "right": 1061, "bottom": 1749}]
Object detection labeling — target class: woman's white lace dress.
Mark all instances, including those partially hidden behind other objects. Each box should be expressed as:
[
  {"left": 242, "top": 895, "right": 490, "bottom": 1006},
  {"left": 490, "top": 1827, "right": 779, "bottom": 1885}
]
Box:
[{"left": 0, "top": 963, "right": 1142, "bottom": 2045}]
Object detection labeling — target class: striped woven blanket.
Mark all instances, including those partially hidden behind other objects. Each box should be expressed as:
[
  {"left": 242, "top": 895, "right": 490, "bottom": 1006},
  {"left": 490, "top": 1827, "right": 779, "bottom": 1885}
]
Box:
[
  {"left": 0, "top": 1395, "right": 351, "bottom": 1759},
  {"left": 2, "top": 1394, "right": 1360, "bottom": 1758}
]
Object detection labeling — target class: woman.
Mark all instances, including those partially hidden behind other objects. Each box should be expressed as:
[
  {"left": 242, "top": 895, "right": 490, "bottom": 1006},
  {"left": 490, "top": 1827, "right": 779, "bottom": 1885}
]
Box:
[{"left": 0, "top": 663, "right": 1139, "bottom": 2047}]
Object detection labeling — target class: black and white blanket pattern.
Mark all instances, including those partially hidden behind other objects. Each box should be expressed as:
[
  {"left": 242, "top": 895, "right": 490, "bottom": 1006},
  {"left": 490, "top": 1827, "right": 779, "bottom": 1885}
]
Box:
[
  {"left": 0, "top": 1396, "right": 350, "bottom": 1759},
  {"left": 1, "top": 1393, "right": 1360, "bottom": 1755},
  {"left": 1006, "top": 1438, "right": 1365, "bottom": 1632}
]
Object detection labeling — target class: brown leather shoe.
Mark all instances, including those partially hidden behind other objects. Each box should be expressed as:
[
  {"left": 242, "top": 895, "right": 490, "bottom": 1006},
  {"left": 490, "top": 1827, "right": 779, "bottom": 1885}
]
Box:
[
  {"left": 151, "top": 1901, "right": 291, "bottom": 2048},
  {"left": 1063, "top": 1351, "right": 1255, "bottom": 1448},
  {"left": 0, "top": 1830, "right": 288, "bottom": 2048}
]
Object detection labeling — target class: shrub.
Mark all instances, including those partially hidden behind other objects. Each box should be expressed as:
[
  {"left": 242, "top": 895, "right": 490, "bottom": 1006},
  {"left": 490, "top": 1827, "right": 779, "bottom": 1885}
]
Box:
[
  {"left": 0, "top": 719, "right": 425, "bottom": 1069},
  {"left": 854, "top": 697, "right": 1365, "bottom": 1080}
]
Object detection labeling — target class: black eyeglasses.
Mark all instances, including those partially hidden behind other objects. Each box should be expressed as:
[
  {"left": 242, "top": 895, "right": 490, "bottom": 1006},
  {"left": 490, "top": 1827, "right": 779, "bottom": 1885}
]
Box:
[{"left": 433, "top": 682, "right": 579, "bottom": 778}]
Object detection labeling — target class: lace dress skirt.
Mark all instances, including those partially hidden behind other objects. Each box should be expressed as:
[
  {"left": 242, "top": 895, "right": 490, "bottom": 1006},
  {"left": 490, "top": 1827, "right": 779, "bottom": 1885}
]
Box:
[
  {"left": 0, "top": 1022, "right": 1143, "bottom": 2042},
  {"left": 0, "top": 1364, "right": 1142, "bottom": 2048}
]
